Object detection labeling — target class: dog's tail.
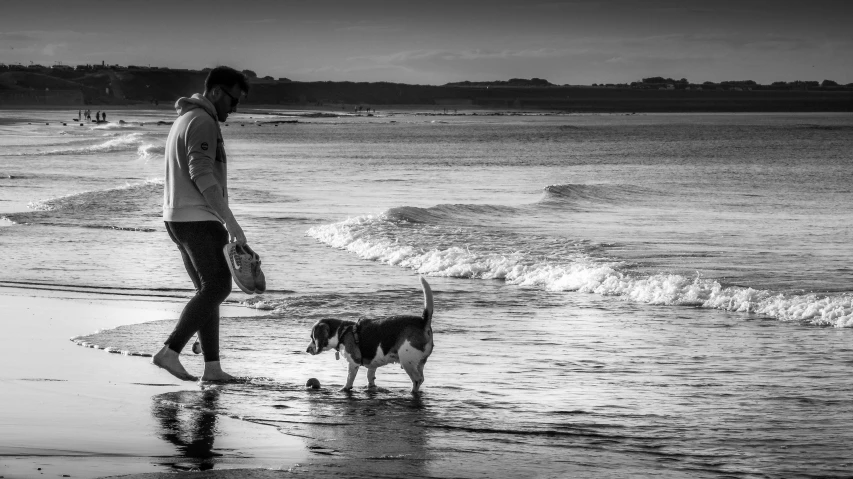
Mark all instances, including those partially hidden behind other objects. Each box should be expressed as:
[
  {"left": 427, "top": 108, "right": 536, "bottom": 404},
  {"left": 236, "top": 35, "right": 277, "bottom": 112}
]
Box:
[{"left": 420, "top": 276, "right": 434, "bottom": 330}]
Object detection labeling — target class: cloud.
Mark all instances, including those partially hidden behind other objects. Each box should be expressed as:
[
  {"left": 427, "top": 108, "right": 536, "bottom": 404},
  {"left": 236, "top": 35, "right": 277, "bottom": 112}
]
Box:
[
  {"left": 0, "top": 30, "right": 98, "bottom": 59},
  {"left": 41, "top": 43, "right": 68, "bottom": 56},
  {"left": 240, "top": 18, "right": 278, "bottom": 24},
  {"left": 350, "top": 47, "right": 579, "bottom": 66},
  {"left": 0, "top": 31, "right": 39, "bottom": 42}
]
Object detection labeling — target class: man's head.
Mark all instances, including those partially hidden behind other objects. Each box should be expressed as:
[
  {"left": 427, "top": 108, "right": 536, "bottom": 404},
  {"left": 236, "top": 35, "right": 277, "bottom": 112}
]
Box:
[{"left": 203, "top": 66, "right": 250, "bottom": 122}]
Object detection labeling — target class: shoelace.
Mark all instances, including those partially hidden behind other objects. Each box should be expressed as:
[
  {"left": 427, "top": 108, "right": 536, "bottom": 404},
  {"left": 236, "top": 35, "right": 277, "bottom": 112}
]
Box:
[
  {"left": 232, "top": 248, "right": 244, "bottom": 270},
  {"left": 231, "top": 245, "right": 260, "bottom": 272}
]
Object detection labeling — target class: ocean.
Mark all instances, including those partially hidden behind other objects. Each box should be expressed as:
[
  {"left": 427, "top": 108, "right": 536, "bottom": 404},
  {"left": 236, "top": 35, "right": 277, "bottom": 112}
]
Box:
[{"left": 1, "top": 108, "right": 851, "bottom": 478}]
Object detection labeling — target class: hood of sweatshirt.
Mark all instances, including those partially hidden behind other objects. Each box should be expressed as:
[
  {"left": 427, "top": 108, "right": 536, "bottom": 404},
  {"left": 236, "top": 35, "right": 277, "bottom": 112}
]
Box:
[{"left": 174, "top": 93, "right": 218, "bottom": 120}]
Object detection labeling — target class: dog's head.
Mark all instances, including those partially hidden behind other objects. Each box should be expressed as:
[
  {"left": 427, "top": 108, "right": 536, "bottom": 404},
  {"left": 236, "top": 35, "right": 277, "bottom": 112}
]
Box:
[{"left": 306, "top": 319, "right": 342, "bottom": 355}]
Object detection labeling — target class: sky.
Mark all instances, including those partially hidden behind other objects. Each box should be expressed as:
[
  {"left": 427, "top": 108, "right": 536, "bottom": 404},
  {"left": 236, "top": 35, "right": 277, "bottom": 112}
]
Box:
[{"left": 0, "top": 0, "right": 851, "bottom": 85}]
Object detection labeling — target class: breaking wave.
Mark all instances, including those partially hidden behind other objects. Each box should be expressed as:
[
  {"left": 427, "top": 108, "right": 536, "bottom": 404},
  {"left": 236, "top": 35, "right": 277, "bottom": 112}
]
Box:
[{"left": 307, "top": 214, "right": 853, "bottom": 328}]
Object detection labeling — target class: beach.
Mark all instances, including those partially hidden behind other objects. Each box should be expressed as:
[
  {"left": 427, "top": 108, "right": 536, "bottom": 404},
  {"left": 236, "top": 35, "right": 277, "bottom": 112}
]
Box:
[{"left": 1, "top": 108, "right": 852, "bottom": 478}]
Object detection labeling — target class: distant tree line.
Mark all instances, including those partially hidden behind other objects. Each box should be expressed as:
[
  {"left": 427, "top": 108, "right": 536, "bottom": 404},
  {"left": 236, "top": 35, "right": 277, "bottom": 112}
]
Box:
[
  {"left": 444, "top": 78, "right": 553, "bottom": 87},
  {"left": 614, "top": 76, "right": 852, "bottom": 91}
]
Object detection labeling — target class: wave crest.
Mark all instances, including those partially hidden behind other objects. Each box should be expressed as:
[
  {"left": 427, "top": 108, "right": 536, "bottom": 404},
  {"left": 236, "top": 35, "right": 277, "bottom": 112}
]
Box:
[
  {"left": 541, "top": 183, "right": 659, "bottom": 206},
  {"left": 27, "top": 179, "right": 163, "bottom": 212},
  {"left": 44, "top": 133, "right": 145, "bottom": 155},
  {"left": 91, "top": 121, "right": 138, "bottom": 130},
  {"left": 385, "top": 203, "right": 519, "bottom": 224}
]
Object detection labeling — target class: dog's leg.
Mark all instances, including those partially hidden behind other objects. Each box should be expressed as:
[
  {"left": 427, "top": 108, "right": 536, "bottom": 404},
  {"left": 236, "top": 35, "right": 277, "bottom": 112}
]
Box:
[
  {"left": 401, "top": 357, "right": 425, "bottom": 394},
  {"left": 366, "top": 367, "right": 377, "bottom": 389},
  {"left": 342, "top": 363, "right": 359, "bottom": 391}
]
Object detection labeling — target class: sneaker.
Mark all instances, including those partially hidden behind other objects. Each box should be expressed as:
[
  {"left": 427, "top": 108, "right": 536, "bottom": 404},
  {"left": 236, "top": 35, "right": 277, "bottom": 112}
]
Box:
[
  {"left": 223, "top": 242, "right": 261, "bottom": 294},
  {"left": 253, "top": 260, "right": 266, "bottom": 294},
  {"left": 242, "top": 243, "right": 266, "bottom": 294}
]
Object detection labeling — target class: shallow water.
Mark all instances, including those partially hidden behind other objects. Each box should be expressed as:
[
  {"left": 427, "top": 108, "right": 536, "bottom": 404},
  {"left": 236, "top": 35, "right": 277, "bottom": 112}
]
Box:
[{"left": 2, "top": 109, "right": 852, "bottom": 477}]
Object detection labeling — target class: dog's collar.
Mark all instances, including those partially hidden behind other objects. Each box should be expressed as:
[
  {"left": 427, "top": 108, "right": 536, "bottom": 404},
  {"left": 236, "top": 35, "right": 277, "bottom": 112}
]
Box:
[
  {"left": 352, "top": 319, "right": 362, "bottom": 345},
  {"left": 336, "top": 320, "right": 362, "bottom": 348}
]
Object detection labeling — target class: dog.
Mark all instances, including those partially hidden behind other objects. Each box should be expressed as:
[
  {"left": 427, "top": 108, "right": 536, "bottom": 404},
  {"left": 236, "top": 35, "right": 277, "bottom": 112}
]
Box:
[{"left": 306, "top": 277, "right": 434, "bottom": 393}]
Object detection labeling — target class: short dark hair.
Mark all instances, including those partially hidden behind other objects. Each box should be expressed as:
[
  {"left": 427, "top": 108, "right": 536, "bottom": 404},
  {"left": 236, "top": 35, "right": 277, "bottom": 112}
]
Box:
[{"left": 204, "top": 66, "right": 250, "bottom": 94}]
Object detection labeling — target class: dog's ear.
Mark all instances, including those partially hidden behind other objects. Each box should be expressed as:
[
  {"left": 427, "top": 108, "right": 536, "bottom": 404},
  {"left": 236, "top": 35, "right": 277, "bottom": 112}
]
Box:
[
  {"left": 342, "top": 330, "right": 362, "bottom": 364},
  {"left": 313, "top": 323, "right": 330, "bottom": 348},
  {"left": 317, "top": 323, "right": 330, "bottom": 340}
]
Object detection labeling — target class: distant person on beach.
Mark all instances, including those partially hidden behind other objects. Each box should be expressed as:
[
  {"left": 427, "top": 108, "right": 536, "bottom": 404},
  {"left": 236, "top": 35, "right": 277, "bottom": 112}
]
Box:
[
  {"left": 102, "top": 111, "right": 107, "bottom": 122},
  {"left": 153, "top": 66, "right": 249, "bottom": 382}
]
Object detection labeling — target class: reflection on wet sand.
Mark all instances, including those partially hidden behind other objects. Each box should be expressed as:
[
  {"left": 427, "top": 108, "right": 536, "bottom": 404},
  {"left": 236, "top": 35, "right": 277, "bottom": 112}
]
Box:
[
  {"left": 149, "top": 382, "right": 434, "bottom": 477},
  {"left": 151, "top": 389, "right": 223, "bottom": 471},
  {"left": 292, "top": 389, "right": 431, "bottom": 477}
]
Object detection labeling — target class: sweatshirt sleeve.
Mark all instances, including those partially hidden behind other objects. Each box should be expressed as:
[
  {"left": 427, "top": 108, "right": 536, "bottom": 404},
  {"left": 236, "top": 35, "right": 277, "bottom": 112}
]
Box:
[{"left": 185, "top": 116, "right": 219, "bottom": 193}]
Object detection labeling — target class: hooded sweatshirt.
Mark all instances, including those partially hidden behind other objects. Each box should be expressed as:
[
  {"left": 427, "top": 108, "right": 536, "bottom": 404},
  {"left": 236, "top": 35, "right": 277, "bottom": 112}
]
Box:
[{"left": 162, "top": 94, "right": 228, "bottom": 223}]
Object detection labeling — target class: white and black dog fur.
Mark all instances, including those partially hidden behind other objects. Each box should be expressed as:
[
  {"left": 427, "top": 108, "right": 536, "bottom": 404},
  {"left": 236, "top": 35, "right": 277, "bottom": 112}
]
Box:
[{"left": 306, "top": 277, "right": 434, "bottom": 393}]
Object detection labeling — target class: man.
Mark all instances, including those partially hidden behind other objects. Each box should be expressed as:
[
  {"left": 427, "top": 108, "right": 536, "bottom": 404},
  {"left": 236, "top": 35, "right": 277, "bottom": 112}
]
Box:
[{"left": 152, "top": 66, "right": 248, "bottom": 382}]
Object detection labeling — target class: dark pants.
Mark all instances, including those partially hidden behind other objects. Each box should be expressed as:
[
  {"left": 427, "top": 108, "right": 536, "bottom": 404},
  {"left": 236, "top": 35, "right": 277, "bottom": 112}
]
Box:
[{"left": 164, "top": 221, "right": 232, "bottom": 362}]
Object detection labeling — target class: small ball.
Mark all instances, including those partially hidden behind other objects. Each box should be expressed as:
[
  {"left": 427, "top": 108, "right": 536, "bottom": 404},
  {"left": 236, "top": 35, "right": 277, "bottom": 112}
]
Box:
[{"left": 306, "top": 378, "right": 321, "bottom": 389}]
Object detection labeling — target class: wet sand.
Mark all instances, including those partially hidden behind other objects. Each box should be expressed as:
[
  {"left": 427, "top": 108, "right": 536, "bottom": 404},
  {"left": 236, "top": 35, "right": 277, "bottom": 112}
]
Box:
[{"left": 0, "top": 288, "right": 305, "bottom": 478}]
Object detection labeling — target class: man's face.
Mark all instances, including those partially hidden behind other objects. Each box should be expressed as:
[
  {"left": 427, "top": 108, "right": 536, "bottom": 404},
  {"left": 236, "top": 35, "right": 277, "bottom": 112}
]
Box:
[{"left": 214, "top": 85, "right": 243, "bottom": 122}]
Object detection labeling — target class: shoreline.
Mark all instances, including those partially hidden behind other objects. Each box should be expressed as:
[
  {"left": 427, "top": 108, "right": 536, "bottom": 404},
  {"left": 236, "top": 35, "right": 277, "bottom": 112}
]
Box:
[{"left": 0, "top": 287, "right": 306, "bottom": 479}]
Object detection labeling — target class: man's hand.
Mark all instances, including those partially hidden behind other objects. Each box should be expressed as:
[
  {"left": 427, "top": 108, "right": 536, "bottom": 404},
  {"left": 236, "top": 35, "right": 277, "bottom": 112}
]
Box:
[{"left": 225, "top": 216, "right": 246, "bottom": 245}]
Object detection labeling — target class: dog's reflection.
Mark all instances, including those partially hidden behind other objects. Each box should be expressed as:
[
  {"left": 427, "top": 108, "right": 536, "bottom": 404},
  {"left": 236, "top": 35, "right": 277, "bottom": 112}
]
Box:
[
  {"left": 151, "top": 389, "right": 221, "bottom": 471},
  {"left": 299, "top": 390, "right": 431, "bottom": 475}
]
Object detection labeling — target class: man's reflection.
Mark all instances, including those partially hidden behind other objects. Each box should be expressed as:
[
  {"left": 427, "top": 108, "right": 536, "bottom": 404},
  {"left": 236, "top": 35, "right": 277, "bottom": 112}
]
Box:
[{"left": 151, "top": 388, "right": 221, "bottom": 471}]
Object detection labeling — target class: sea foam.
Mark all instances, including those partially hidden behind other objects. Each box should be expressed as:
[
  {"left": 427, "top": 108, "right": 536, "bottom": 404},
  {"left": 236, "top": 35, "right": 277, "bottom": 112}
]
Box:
[
  {"left": 91, "top": 121, "right": 137, "bottom": 130},
  {"left": 137, "top": 143, "right": 166, "bottom": 161}
]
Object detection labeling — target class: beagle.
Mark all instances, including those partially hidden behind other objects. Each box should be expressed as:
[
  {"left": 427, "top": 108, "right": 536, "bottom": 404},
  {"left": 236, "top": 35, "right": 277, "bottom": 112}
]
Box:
[{"left": 306, "top": 277, "right": 434, "bottom": 394}]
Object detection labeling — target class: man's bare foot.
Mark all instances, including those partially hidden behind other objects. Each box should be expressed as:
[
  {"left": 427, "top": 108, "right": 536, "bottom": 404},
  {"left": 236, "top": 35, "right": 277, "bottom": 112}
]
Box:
[
  {"left": 201, "top": 361, "right": 236, "bottom": 382},
  {"left": 152, "top": 346, "right": 197, "bottom": 381}
]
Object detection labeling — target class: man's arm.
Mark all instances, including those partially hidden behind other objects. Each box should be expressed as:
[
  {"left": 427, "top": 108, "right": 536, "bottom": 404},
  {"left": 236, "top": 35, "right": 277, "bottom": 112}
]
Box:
[
  {"left": 202, "top": 184, "right": 246, "bottom": 245},
  {"left": 184, "top": 116, "right": 246, "bottom": 244}
]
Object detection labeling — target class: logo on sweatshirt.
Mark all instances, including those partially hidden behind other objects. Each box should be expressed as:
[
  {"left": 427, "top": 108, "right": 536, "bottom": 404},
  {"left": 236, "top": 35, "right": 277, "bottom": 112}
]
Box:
[{"left": 201, "top": 142, "right": 209, "bottom": 151}]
